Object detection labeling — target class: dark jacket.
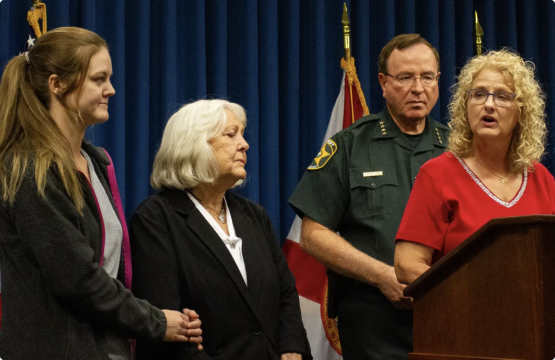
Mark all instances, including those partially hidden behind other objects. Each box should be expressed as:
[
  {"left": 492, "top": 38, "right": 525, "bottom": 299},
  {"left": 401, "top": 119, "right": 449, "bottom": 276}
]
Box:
[
  {"left": 130, "top": 189, "right": 312, "bottom": 360},
  {"left": 0, "top": 142, "right": 166, "bottom": 360}
]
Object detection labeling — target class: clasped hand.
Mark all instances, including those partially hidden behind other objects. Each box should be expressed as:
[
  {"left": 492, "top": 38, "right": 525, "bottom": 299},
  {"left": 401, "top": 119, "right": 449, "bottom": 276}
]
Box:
[
  {"left": 162, "top": 308, "right": 203, "bottom": 350},
  {"left": 378, "top": 266, "right": 413, "bottom": 310}
]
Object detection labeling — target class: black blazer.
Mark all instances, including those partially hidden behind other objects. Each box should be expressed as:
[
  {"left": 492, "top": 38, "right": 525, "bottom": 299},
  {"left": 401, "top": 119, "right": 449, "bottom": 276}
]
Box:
[
  {"left": 0, "top": 144, "right": 166, "bottom": 360},
  {"left": 130, "top": 189, "right": 311, "bottom": 360}
]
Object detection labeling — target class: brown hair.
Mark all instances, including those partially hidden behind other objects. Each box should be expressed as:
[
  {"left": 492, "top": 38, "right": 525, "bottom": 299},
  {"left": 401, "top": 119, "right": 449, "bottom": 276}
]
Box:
[
  {"left": 0, "top": 27, "right": 107, "bottom": 210},
  {"left": 378, "top": 34, "right": 440, "bottom": 74}
]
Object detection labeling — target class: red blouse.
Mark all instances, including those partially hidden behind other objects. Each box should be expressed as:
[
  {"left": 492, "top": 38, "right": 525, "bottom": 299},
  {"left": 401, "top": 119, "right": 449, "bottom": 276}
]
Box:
[{"left": 396, "top": 152, "right": 555, "bottom": 263}]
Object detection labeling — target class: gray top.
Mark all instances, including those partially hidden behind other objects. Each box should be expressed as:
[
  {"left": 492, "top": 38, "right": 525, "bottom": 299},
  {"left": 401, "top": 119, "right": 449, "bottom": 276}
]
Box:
[
  {"left": 83, "top": 150, "right": 131, "bottom": 360},
  {"left": 0, "top": 141, "right": 166, "bottom": 360},
  {"left": 83, "top": 150, "right": 123, "bottom": 278}
]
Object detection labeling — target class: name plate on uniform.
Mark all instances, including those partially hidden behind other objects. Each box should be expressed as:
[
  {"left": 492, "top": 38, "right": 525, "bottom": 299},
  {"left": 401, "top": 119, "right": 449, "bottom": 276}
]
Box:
[{"left": 363, "top": 171, "right": 383, "bottom": 177}]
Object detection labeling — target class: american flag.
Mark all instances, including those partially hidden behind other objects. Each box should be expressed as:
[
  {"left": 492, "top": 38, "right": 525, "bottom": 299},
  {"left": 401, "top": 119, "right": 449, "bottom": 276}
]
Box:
[{"left": 20, "top": 23, "right": 38, "bottom": 56}]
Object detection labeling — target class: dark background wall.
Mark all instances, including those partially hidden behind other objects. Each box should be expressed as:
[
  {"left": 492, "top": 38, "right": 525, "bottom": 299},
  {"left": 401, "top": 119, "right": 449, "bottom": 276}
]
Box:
[{"left": 1, "top": 0, "right": 554, "bottom": 242}]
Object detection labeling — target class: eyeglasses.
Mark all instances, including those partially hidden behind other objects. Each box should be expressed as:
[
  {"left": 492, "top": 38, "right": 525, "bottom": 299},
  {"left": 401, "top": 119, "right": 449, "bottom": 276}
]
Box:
[
  {"left": 385, "top": 73, "right": 439, "bottom": 87},
  {"left": 467, "top": 89, "right": 516, "bottom": 107}
]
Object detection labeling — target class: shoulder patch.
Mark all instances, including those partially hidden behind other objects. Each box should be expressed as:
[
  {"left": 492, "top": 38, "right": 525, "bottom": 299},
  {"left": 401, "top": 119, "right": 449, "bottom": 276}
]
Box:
[{"left": 308, "top": 139, "right": 337, "bottom": 170}]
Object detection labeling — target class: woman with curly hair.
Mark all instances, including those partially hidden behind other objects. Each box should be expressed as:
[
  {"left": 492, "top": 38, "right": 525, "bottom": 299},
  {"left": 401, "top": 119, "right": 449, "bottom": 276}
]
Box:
[{"left": 393, "top": 49, "right": 555, "bottom": 285}]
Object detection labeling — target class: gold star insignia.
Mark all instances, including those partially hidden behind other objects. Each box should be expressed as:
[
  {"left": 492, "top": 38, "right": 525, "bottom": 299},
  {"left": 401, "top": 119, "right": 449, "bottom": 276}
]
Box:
[{"left": 435, "top": 128, "right": 443, "bottom": 144}]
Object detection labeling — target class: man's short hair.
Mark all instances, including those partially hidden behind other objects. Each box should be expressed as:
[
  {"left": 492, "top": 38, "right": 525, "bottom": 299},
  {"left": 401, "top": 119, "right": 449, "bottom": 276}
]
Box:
[{"left": 378, "top": 34, "right": 440, "bottom": 74}]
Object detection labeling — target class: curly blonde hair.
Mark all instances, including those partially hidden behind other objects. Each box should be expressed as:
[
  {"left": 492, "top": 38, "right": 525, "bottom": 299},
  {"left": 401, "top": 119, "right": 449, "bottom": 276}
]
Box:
[{"left": 447, "top": 48, "right": 546, "bottom": 172}]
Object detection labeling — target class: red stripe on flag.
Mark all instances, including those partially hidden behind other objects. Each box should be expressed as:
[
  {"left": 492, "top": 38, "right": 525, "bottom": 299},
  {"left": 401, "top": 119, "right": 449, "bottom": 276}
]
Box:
[
  {"left": 283, "top": 239, "right": 328, "bottom": 304},
  {"left": 342, "top": 76, "right": 365, "bottom": 128}
]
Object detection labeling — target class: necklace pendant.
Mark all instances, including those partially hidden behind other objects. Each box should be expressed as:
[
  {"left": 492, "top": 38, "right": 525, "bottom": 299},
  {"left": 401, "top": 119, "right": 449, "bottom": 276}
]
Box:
[
  {"left": 219, "top": 210, "right": 226, "bottom": 224},
  {"left": 500, "top": 177, "right": 508, "bottom": 184}
]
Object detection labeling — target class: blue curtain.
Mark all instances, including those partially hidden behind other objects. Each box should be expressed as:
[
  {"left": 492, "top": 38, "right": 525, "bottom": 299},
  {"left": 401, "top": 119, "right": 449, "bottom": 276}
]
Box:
[{"left": 1, "top": 0, "right": 554, "bottom": 243}]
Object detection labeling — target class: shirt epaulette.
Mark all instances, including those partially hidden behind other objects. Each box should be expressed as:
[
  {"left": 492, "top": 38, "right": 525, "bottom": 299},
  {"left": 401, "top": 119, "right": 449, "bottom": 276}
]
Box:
[
  {"left": 347, "top": 114, "right": 380, "bottom": 129},
  {"left": 433, "top": 121, "right": 450, "bottom": 131}
]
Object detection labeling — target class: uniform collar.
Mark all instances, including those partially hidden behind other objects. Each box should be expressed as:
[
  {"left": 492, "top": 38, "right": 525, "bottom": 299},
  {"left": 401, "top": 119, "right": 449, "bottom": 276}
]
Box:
[{"left": 372, "top": 108, "right": 447, "bottom": 152}]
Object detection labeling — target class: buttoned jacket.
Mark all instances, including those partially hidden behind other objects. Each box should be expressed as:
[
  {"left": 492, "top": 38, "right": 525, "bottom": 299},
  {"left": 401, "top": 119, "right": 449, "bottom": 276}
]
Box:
[{"left": 131, "top": 189, "right": 311, "bottom": 360}]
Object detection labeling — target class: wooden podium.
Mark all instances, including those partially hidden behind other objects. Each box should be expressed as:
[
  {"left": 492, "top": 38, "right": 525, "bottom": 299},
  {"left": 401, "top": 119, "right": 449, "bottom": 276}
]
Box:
[{"left": 404, "top": 215, "right": 555, "bottom": 360}]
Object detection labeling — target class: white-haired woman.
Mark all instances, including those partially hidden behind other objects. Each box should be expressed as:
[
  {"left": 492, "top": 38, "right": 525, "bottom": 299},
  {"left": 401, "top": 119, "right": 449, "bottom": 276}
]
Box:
[
  {"left": 130, "top": 99, "right": 312, "bottom": 360},
  {"left": 394, "top": 49, "right": 555, "bottom": 285}
]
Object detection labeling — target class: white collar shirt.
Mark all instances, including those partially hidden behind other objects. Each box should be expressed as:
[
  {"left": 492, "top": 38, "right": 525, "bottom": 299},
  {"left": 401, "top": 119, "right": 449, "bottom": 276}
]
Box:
[{"left": 186, "top": 192, "right": 248, "bottom": 285}]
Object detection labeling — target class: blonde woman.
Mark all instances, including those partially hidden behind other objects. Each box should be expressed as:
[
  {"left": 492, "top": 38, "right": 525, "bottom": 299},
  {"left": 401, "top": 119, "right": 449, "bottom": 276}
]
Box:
[
  {"left": 395, "top": 49, "right": 555, "bottom": 285},
  {"left": 0, "top": 27, "right": 201, "bottom": 360}
]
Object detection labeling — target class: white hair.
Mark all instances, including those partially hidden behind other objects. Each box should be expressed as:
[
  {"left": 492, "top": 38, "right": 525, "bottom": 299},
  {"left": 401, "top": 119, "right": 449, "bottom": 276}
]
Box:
[{"left": 151, "top": 99, "right": 247, "bottom": 190}]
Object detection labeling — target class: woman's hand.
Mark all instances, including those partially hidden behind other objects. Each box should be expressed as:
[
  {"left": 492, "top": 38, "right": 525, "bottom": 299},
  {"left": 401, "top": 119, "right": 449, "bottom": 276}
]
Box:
[
  {"left": 162, "top": 308, "right": 203, "bottom": 350},
  {"left": 281, "top": 353, "right": 302, "bottom": 360},
  {"left": 182, "top": 308, "right": 203, "bottom": 348}
]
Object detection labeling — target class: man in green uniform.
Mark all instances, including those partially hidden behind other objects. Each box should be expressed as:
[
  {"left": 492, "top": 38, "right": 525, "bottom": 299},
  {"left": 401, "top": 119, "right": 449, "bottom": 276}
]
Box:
[{"left": 289, "top": 34, "right": 449, "bottom": 359}]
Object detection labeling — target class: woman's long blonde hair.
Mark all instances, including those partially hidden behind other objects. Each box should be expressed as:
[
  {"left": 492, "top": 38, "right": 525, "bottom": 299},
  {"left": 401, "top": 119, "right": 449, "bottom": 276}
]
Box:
[
  {"left": 447, "top": 49, "right": 546, "bottom": 172},
  {"left": 0, "top": 27, "right": 107, "bottom": 210}
]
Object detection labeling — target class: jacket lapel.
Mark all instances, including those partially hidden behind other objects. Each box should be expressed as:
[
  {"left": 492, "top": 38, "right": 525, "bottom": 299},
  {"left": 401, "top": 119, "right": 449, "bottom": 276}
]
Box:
[
  {"left": 169, "top": 190, "right": 261, "bottom": 315},
  {"left": 227, "top": 194, "right": 262, "bottom": 306}
]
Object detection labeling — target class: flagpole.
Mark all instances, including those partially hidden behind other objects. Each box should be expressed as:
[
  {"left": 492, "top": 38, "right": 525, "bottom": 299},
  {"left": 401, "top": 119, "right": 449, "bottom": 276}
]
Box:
[
  {"left": 283, "top": 6, "right": 370, "bottom": 358},
  {"left": 342, "top": 3, "right": 351, "bottom": 63},
  {"left": 342, "top": 3, "right": 356, "bottom": 124},
  {"left": 474, "top": 11, "right": 484, "bottom": 56}
]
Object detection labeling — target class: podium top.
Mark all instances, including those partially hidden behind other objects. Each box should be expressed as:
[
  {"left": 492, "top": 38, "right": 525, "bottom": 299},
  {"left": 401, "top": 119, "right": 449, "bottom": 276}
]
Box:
[{"left": 404, "top": 214, "right": 555, "bottom": 299}]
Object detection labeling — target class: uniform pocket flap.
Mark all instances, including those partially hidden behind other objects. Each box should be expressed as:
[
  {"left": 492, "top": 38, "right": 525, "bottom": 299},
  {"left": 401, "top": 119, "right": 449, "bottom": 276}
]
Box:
[{"left": 349, "top": 168, "right": 398, "bottom": 190}]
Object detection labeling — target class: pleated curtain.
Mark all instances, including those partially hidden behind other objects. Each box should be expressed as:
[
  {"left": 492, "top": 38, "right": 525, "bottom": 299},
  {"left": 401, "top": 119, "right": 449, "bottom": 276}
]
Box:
[{"left": 1, "top": 0, "right": 554, "bottom": 242}]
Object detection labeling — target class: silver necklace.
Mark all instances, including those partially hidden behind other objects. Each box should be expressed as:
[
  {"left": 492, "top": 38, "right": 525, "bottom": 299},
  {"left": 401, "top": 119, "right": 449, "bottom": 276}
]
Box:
[
  {"left": 217, "top": 206, "right": 226, "bottom": 224},
  {"left": 188, "top": 191, "right": 226, "bottom": 224}
]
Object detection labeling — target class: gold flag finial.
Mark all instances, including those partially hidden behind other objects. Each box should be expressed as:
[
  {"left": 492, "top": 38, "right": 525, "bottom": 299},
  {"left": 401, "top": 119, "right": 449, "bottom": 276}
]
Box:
[
  {"left": 474, "top": 11, "right": 484, "bottom": 55},
  {"left": 28, "top": 1, "right": 47, "bottom": 38},
  {"left": 342, "top": 3, "right": 351, "bottom": 62}
]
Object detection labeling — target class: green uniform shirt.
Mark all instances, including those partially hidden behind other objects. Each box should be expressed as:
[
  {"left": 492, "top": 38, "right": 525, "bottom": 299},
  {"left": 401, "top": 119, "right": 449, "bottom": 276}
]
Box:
[{"left": 289, "top": 108, "right": 448, "bottom": 313}]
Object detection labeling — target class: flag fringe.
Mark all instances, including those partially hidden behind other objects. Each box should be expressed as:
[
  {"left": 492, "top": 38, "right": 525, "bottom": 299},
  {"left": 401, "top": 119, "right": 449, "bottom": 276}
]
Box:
[{"left": 341, "top": 57, "right": 370, "bottom": 117}]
